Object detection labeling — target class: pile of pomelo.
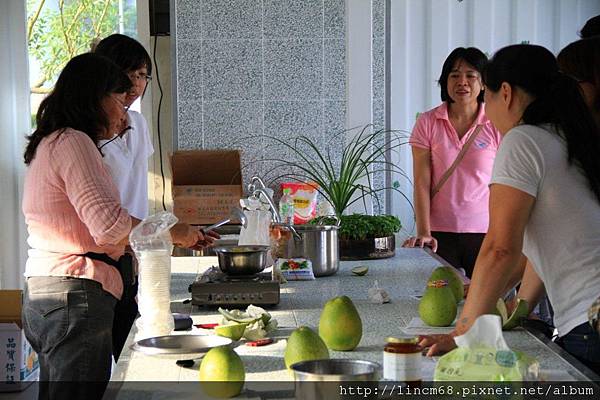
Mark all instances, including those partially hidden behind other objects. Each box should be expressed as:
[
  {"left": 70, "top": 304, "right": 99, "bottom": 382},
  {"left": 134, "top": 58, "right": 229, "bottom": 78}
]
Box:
[
  {"left": 418, "top": 266, "right": 464, "bottom": 327},
  {"left": 418, "top": 265, "right": 528, "bottom": 329},
  {"left": 198, "top": 296, "right": 364, "bottom": 397}
]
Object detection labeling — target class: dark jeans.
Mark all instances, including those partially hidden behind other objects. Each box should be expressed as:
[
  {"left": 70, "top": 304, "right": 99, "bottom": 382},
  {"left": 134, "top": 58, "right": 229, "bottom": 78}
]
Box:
[
  {"left": 112, "top": 279, "right": 138, "bottom": 361},
  {"left": 432, "top": 231, "right": 485, "bottom": 278},
  {"left": 23, "top": 276, "right": 116, "bottom": 400},
  {"left": 555, "top": 322, "right": 600, "bottom": 375}
]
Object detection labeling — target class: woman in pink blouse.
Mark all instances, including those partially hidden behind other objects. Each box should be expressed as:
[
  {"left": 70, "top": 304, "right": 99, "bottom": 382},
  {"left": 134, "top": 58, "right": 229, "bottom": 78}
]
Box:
[
  {"left": 403, "top": 47, "right": 502, "bottom": 278},
  {"left": 21, "top": 53, "right": 210, "bottom": 400}
]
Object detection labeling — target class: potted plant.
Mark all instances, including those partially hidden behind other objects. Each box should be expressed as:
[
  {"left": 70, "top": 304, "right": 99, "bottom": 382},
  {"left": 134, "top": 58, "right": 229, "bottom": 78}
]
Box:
[
  {"left": 313, "top": 214, "right": 402, "bottom": 260},
  {"left": 257, "top": 125, "right": 413, "bottom": 260}
]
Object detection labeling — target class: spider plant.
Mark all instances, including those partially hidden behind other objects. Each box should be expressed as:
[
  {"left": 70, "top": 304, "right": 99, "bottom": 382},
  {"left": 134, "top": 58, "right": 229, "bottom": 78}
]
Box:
[{"left": 257, "top": 125, "right": 413, "bottom": 219}]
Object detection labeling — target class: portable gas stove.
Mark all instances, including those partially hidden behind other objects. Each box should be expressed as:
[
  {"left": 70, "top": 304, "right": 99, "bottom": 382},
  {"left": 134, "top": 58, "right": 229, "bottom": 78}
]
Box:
[{"left": 189, "top": 266, "right": 280, "bottom": 307}]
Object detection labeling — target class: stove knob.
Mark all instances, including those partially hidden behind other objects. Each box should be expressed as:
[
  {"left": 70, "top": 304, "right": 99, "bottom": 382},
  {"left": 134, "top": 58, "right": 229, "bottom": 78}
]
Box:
[
  {"left": 240, "top": 294, "right": 246, "bottom": 300},
  {"left": 214, "top": 294, "right": 221, "bottom": 301},
  {"left": 249, "top": 294, "right": 255, "bottom": 300}
]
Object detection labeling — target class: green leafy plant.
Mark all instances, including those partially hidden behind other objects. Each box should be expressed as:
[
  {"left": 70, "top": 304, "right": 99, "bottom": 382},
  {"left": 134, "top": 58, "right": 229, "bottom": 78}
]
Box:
[
  {"left": 27, "top": 0, "right": 136, "bottom": 94},
  {"left": 258, "top": 125, "right": 413, "bottom": 219},
  {"left": 311, "top": 214, "right": 401, "bottom": 240}
]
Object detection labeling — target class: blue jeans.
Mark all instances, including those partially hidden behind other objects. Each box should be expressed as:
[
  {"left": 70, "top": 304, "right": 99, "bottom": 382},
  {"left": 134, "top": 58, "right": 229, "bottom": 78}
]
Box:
[
  {"left": 556, "top": 322, "right": 600, "bottom": 375},
  {"left": 23, "top": 276, "right": 116, "bottom": 400}
]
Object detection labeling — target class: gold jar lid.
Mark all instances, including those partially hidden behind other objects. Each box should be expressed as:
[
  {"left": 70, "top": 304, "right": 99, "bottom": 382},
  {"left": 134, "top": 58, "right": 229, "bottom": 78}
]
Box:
[{"left": 385, "top": 335, "right": 418, "bottom": 344}]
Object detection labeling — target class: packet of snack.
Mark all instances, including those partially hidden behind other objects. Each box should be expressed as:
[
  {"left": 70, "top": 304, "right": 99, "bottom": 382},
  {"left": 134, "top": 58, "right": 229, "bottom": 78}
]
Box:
[
  {"left": 280, "top": 182, "right": 319, "bottom": 224},
  {"left": 277, "top": 258, "right": 315, "bottom": 281}
]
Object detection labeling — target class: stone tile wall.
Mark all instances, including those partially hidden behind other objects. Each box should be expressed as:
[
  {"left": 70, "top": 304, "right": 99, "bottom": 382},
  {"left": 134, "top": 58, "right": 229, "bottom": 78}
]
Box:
[{"left": 173, "top": 0, "right": 347, "bottom": 195}]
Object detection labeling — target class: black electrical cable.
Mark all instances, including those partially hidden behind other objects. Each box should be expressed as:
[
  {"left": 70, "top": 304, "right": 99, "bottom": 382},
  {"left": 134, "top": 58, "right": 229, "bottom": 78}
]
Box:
[{"left": 152, "top": 35, "right": 167, "bottom": 211}]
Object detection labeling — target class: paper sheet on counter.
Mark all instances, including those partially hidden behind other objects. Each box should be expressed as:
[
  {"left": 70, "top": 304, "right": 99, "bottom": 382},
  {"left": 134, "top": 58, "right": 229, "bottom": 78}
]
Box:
[{"left": 402, "top": 317, "right": 456, "bottom": 335}]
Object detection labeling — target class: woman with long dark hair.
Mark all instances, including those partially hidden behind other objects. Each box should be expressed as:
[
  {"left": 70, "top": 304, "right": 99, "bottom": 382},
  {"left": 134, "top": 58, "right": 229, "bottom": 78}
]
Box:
[
  {"left": 403, "top": 47, "right": 502, "bottom": 278},
  {"left": 420, "top": 44, "right": 600, "bottom": 374},
  {"left": 22, "top": 53, "right": 209, "bottom": 399}
]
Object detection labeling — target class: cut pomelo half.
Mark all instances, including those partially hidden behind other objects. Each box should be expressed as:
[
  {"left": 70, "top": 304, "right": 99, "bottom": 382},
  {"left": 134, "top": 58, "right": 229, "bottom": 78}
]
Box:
[
  {"left": 214, "top": 322, "right": 247, "bottom": 340},
  {"left": 351, "top": 266, "right": 369, "bottom": 276},
  {"left": 503, "top": 298, "right": 529, "bottom": 330}
]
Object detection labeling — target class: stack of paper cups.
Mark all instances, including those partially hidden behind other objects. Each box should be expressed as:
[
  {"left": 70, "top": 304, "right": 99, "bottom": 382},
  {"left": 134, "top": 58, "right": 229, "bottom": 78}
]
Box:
[{"left": 135, "top": 249, "right": 174, "bottom": 339}]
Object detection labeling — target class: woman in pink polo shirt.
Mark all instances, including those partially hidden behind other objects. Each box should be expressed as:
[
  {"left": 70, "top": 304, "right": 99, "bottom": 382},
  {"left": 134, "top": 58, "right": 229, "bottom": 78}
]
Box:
[
  {"left": 404, "top": 47, "right": 502, "bottom": 278},
  {"left": 21, "top": 53, "right": 212, "bottom": 400}
]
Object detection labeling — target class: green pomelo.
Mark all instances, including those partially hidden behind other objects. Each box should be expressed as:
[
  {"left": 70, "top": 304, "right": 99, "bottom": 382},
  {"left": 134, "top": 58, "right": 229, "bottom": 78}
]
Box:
[
  {"left": 319, "top": 296, "right": 363, "bottom": 351},
  {"left": 284, "top": 326, "right": 330, "bottom": 369},
  {"left": 503, "top": 298, "right": 529, "bottom": 330},
  {"left": 418, "top": 280, "right": 457, "bottom": 327},
  {"left": 429, "top": 266, "right": 464, "bottom": 303},
  {"left": 199, "top": 346, "right": 245, "bottom": 398}
]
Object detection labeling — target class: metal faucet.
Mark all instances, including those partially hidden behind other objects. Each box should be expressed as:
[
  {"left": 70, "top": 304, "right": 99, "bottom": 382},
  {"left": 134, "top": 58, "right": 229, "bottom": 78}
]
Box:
[
  {"left": 252, "top": 188, "right": 302, "bottom": 241},
  {"left": 248, "top": 176, "right": 267, "bottom": 194},
  {"left": 252, "top": 188, "right": 281, "bottom": 223}
]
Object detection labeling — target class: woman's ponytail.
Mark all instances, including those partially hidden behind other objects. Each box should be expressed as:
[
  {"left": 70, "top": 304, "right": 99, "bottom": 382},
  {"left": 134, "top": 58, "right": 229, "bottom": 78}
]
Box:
[{"left": 522, "top": 72, "right": 600, "bottom": 203}]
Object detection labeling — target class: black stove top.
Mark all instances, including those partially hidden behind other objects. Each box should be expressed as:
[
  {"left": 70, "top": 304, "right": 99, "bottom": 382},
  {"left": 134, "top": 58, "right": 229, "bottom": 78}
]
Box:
[{"left": 189, "top": 266, "right": 280, "bottom": 306}]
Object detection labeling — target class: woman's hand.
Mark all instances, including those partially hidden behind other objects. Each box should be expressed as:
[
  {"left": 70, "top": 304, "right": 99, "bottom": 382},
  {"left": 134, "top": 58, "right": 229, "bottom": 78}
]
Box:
[
  {"left": 418, "top": 333, "right": 458, "bottom": 356},
  {"left": 402, "top": 235, "right": 438, "bottom": 252},
  {"left": 170, "top": 223, "right": 201, "bottom": 248},
  {"left": 191, "top": 229, "right": 220, "bottom": 250},
  {"left": 170, "top": 224, "right": 222, "bottom": 249}
]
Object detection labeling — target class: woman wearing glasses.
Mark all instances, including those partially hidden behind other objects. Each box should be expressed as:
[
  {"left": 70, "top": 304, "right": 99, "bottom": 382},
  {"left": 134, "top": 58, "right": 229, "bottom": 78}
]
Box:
[
  {"left": 94, "top": 34, "right": 154, "bottom": 224},
  {"left": 21, "top": 54, "right": 209, "bottom": 399},
  {"left": 93, "top": 34, "right": 195, "bottom": 363}
]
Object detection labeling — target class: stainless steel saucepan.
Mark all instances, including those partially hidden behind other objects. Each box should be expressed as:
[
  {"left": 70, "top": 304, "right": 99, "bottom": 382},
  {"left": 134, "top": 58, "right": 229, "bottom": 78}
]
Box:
[{"left": 212, "top": 245, "right": 270, "bottom": 276}]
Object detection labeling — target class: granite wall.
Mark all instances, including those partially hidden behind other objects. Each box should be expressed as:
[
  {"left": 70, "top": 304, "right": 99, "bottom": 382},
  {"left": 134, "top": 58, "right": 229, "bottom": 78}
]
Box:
[{"left": 173, "top": 0, "right": 386, "bottom": 210}]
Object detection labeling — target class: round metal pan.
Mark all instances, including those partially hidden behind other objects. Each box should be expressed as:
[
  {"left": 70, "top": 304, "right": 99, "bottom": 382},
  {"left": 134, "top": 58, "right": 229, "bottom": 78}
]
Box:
[{"left": 131, "top": 334, "right": 233, "bottom": 359}]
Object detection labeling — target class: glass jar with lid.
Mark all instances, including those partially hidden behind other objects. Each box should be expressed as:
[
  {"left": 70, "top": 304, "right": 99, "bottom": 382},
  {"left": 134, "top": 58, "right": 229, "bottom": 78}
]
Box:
[{"left": 383, "top": 335, "right": 423, "bottom": 382}]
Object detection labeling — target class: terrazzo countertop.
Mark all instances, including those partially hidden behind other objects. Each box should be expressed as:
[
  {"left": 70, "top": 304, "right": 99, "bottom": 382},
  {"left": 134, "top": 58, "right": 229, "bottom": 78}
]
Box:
[{"left": 107, "top": 248, "right": 594, "bottom": 398}]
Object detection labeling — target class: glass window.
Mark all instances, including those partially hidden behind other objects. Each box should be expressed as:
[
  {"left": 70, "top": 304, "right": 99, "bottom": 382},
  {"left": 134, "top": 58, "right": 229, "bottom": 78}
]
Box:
[{"left": 26, "top": 0, "right": 138, "bottom": 125}]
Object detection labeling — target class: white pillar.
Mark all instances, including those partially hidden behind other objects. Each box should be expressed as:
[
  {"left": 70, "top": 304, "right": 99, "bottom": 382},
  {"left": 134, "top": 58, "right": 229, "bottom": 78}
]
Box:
[
  {"left": 0, "top": 0, "right": 30, "bottom": 289},
  {"left": 346, "top": 0, "right": 373, "bottom": 215}
]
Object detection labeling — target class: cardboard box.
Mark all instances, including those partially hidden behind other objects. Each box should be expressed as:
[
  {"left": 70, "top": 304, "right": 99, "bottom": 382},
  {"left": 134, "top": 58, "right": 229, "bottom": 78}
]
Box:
[
  {"left": 0, "top": 290, "right": 39, "bottom": 392},
  {"left": 171, "top": 150, "right": 244, "bottom": 225}
]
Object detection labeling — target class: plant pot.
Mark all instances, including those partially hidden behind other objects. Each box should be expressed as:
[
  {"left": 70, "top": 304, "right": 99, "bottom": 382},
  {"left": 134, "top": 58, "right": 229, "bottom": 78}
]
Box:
[{"left": 339, "top": 235, "right": 395, "bottom": 260}]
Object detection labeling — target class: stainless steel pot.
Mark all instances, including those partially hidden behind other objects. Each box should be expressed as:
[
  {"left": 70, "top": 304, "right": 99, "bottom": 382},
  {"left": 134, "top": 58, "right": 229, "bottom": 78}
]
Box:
[
  {"left": 290, "top": 359, "right": 381, "bottom": 381},
  {"left": 272, "top": 223, "right": 339, "bottom": 277},
  {"left": 213, "top": 245, "right": 270, "bottom": 276},
  {"left": 291, "top": 359, "right": 380, "bottom": 399}
]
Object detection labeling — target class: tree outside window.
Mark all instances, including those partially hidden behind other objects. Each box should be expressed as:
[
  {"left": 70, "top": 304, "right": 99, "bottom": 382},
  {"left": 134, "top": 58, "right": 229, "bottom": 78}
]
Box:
[{"left": 27, "top": 0, "right": 137, "bottom": 124}]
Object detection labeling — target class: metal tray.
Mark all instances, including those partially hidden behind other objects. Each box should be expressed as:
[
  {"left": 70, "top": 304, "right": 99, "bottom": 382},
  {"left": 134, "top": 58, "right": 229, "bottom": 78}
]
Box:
[{"left": 131, "top": 334, "right": 232, "bottom": 359}]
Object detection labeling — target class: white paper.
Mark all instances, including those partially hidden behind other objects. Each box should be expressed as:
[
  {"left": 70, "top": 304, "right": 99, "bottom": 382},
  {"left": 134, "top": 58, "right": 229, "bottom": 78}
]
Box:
[{"left": 403, "top": 317, "right": 455, "bottom": 335}]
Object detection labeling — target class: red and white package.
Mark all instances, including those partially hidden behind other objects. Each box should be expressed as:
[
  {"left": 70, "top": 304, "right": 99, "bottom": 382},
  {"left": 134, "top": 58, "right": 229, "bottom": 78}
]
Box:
[{"left": 280, "top": 182, "right": 319, "bottom": 224}]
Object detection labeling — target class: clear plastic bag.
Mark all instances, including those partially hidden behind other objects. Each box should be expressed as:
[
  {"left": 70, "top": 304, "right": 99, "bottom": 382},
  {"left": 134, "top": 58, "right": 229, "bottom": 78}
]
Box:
[
  {"left": 129, "top": 211, "right": 178, "bottom": 339},
  {"left": 238, "top": 209, "right": 272, "bottom": 246},
  {"left": 238, "top": 197, "right": 272, "bottom": 246}
]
